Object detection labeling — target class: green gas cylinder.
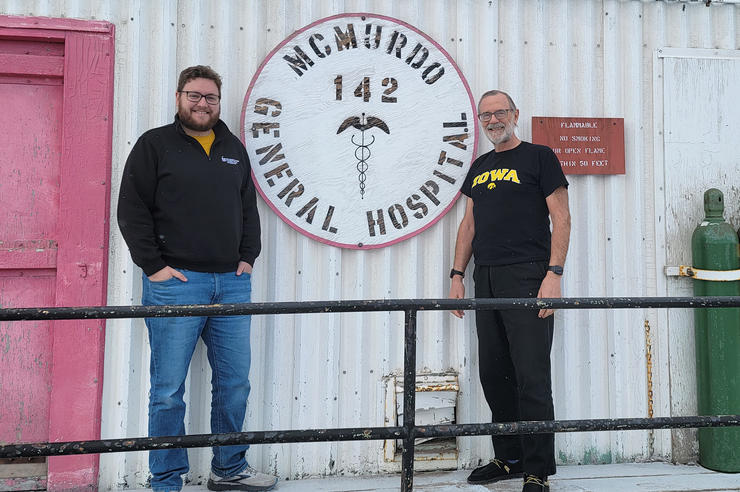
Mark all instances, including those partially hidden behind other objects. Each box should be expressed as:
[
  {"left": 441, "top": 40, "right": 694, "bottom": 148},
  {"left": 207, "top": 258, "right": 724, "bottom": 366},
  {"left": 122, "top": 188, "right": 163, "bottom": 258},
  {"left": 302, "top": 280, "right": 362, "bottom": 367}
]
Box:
[{"left": 691, "top": 188, "right": 740, "bottom": 472}]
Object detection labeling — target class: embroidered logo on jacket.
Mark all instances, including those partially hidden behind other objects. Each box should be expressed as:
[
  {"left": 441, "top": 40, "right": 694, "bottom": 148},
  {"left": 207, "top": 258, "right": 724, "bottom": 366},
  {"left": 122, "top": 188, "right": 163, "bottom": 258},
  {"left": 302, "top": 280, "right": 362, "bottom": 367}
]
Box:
[
  {"left": 471, "top": 168, "right": 520, "bottom": 189},
  {"left": 221, "top": 156, "right": 240, "bottom": 165}
]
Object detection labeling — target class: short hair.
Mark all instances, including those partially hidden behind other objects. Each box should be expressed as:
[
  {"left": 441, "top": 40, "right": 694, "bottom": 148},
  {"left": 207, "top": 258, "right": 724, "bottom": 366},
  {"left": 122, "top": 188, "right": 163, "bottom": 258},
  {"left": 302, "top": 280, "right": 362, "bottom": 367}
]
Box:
[
  {"left": 177, "top": 65, "right": 222, "bottom": 94},
  {"left": 478, "top": 90, "right": 517, "bottom": 111}
]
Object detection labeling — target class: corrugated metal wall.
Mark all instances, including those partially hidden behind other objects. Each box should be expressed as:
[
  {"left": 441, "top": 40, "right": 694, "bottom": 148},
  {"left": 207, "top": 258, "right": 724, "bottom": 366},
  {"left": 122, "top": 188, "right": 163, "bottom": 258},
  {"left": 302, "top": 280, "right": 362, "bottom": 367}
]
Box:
[{"left": 1, "top": 0, "right": 739, "bottom": 489}]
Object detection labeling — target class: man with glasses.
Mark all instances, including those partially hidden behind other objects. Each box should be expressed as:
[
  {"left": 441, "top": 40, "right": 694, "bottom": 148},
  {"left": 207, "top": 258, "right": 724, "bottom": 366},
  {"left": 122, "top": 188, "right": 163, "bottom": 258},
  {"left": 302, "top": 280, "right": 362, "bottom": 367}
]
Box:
[
  {"left": 449, "top": 90, "right": 570, "bottom": 492},
  {"left": 118, "top": 65, "right": 276, "bottom": 491}
]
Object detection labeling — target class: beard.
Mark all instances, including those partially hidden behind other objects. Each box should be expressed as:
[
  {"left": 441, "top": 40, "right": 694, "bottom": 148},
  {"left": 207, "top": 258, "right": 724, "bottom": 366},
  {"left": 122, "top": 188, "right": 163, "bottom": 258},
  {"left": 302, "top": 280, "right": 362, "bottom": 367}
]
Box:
[
  {"left": 177, "top": 102, "right": 219, "bottom": 133},
  {"left": 485, "top": 119, "right": 516, "bottom": 146}
]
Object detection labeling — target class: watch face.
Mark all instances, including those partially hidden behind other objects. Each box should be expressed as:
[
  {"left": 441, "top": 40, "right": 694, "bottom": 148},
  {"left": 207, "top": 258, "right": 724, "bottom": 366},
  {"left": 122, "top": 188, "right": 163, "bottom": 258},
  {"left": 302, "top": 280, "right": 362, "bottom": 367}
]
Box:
[{"left": 548, "top": 265, "right": 563, "bottom": 275}]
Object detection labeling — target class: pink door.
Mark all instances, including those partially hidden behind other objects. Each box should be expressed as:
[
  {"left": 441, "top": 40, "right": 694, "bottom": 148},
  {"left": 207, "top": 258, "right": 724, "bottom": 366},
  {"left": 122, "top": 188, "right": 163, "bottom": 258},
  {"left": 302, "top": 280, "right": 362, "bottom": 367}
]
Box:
[{"left": 0, "top": 17, "right": 114, "bottom": 491}]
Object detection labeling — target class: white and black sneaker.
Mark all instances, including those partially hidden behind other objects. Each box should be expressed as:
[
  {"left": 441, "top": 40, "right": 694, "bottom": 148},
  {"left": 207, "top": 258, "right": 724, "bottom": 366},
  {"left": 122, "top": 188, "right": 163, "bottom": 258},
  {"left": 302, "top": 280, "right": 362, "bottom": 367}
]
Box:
[{"left": 206, "top": 467, "right": 278, "bottom": 491}]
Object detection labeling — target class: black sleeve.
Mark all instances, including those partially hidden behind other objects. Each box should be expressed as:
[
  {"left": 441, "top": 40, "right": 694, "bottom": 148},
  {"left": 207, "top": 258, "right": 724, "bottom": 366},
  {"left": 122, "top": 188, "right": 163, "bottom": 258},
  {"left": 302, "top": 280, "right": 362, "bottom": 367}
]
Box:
[
  {"left": 238, "top": 150, "right": 261, "bottom": 266},
  {"left": 538, "top": 146, "right": 569, "bottom": 197},
  {"left": 116, "top": 135, "right": 167, "bottom": 276},
  {"left": 461, "top": 153, "right": 486, "bottom": 197}
]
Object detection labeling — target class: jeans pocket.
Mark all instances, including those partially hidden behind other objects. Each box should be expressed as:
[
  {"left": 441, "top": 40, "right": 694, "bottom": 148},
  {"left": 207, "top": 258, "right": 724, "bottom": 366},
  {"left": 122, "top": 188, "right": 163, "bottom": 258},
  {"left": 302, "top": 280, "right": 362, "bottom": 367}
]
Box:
[
  {"left": 143, "top": 274, "right": 187, "bottom": 306},
  {"left": 147, "top": 268, "right": 187, "bottom": 286},
  {"left": 149, "top": 276, "right": 180, "bottom": 285}
]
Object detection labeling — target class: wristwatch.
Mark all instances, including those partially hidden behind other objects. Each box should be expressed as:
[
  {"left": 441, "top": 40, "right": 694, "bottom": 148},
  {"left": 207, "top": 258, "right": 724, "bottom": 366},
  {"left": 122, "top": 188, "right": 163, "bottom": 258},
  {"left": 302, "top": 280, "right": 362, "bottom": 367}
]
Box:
[
  {"left": 450, "top": 268, "right": 465, "bottom": 279},
  {"left": 547, "top": 265, "right": 564, "bottom": 275}
]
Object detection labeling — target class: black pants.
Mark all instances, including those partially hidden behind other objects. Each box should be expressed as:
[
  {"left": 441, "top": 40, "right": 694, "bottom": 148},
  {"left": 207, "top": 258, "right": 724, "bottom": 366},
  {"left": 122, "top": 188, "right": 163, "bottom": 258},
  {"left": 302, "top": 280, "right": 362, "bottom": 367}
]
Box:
[{"left": 474, "top": 261, "right": 556, "bottom": 478}]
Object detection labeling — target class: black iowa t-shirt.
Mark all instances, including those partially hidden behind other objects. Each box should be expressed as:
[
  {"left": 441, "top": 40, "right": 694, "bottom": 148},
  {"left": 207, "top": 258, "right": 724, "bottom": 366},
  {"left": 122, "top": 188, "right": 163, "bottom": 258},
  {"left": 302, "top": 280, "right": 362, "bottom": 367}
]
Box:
[{"left": 461, "top": 141, "right": 568, "bottom": 266}]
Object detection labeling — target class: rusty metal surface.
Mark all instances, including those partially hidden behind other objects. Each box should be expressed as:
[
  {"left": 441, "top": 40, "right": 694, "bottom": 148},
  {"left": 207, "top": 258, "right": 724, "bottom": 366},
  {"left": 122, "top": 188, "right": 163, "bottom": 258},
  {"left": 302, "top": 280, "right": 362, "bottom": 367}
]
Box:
[
  {"left": 0, "top": 296, "right": 738, "bottom": 492},
  {"left": 645, "top": 319, "right": 654, "bottom": 420},
  {"left": 414, "top": 384, "right": 459, "bottom": 392},
  {"left": 1, "top": 296, "right": 740, "bottom": 321},
  {"left": 401, "top": 310, "right": 417, "bottom": 492},
  {"left": 665, "top": 265, "right": 740, "bottom": 281},
  {"left": 2, "top": 415, "right": 739, "bottom": 459}
]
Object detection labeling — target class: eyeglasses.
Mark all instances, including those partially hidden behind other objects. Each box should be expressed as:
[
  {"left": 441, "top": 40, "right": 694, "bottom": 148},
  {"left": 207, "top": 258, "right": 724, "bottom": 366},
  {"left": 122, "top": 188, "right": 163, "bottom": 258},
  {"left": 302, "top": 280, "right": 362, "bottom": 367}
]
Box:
[
  {"left": 478, "top": 109, "right": 514, "bottom": 122},
  {"left": 180, "top": 91, "right": 221, "bottom": 105}
]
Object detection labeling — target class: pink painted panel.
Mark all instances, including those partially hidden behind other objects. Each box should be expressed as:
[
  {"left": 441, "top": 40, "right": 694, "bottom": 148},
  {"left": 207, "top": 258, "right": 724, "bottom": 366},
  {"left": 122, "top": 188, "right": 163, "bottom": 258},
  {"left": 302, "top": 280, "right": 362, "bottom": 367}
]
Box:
[
  {"left": 0, "top": 48, "right": 62, "bottom": 492},
  {"left": 0, "top": 81, "right": 62, "bottom": 241},
  {"left": 0, "top": 69, "right": 62, "bottom": 456},
  {"left": 0, "top": 16, "right": 115, "bottom": 491},
  {"left": 0, "top": 271, "right": 55, "bottom": 444},
  {"left": 0, "top": 39, "right": 65, "bottom": 56},
  {"left": 0, "top": 16, "right": 112, "bottom": 34},
  {"left": 47, "top": 29, "right": 114, "bottom": 490},
  {"left": 0, "top": 54, "right": 64, "bottom": 77},
  {"left": 0, "top": 240, "right": 57, "bottom": 270}
]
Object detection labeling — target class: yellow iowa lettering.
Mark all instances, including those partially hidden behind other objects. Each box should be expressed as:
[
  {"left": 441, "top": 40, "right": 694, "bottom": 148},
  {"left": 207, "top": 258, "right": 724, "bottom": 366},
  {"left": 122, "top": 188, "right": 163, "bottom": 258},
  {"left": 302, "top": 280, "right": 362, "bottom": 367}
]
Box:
[
  {"left": 472, "top": 171, "right": 490, "bottom": 188},
  {"left": 504, "top": 169, "right": 520, "bottom": 183},
  {"left": 490, "top": 168, "right": 508, "bottom": 181},
  {"left": 472, "top": 168, "right": 520, "bottom": 188}
]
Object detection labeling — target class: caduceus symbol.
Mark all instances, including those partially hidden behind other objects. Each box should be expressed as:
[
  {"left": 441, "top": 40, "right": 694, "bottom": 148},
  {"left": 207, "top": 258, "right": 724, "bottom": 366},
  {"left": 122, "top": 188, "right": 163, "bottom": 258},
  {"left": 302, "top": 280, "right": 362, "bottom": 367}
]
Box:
[{"left": 336, "top": 113, "right": 390, "bottom": 199}]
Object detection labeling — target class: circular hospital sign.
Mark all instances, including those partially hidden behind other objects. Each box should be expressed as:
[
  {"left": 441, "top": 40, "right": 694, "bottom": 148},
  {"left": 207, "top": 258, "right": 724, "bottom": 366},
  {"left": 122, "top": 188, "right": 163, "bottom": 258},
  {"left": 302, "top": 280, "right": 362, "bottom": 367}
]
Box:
[{"left": 242, "top": 13, "right": 477, "bottom": 248}]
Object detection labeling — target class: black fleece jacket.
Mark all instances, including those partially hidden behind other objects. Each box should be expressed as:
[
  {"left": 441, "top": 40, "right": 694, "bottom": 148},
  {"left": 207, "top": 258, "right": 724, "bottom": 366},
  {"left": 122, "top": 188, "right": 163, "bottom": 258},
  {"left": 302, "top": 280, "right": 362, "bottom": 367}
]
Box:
[{"left": 117, "top": 115, "right": 261, "bottom": 276}]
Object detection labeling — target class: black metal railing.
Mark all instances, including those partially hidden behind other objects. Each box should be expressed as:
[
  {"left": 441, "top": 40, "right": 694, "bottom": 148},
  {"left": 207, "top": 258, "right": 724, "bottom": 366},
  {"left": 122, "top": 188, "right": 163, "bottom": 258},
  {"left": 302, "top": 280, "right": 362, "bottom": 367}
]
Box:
[{"left": 1, "top": 296, "right": 740, "bottom": 492}]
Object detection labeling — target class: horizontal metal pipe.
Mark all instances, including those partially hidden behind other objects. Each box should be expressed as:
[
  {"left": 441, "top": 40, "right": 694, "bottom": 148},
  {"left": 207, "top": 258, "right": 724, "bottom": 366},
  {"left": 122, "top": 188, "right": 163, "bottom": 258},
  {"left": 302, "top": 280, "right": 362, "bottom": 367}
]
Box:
[
  {"left": 416, "top": 415, "right": 740, "bottom": 437},
  {"left": 1, "top": 296, "right": 740, "bottom": 321},
  {"left": 2, "top": 416, "right": 738, "bottom": 459},
  {"left": 0, "top": 426, "right": 406, "bottom": 459}
]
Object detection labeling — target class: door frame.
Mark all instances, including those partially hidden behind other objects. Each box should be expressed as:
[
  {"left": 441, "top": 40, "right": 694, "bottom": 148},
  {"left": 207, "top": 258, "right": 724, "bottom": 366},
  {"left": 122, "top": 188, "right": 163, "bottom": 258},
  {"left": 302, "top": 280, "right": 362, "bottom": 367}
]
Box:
[
  {"left": 0, "top": 15, "right": 114, "bottom": 490},
  {"left": 651, "top": 47, "right": 740, "bottom": 463}
]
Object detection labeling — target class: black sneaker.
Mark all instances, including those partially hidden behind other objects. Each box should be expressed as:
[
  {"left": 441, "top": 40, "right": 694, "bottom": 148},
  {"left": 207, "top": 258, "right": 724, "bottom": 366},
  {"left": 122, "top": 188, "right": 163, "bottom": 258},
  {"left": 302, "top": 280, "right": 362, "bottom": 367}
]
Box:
[
  {"left": 467, "top": 458, "right": 524, "bottom": 484},
  {"left": 522, "top": 474, "right": 550, "bottom": 491}
]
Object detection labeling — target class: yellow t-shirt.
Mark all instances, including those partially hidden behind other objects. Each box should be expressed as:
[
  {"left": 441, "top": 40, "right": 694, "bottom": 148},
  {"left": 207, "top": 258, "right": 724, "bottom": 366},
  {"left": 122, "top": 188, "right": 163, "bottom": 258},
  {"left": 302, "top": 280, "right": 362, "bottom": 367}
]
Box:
[{"left": 192, "top": 130, "right": 216, "bottom": 156}]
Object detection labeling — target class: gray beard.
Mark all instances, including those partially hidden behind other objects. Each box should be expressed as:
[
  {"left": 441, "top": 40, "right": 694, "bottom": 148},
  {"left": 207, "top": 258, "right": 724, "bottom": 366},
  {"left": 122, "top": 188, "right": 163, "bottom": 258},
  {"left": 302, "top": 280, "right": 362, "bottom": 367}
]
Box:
[
  {"left": 486, "top": 122, "right": 516, "bottom": 146},
  {"left": 490, "top": 132, "right": 512, "bottom": 145}
]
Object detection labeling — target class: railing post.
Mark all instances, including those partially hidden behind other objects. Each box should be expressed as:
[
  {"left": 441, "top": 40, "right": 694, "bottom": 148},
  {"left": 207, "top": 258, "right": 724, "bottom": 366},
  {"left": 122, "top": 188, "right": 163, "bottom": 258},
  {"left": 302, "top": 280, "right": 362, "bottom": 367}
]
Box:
[{"left": 401, "top": 309, "right": 417, "bottom": 492}]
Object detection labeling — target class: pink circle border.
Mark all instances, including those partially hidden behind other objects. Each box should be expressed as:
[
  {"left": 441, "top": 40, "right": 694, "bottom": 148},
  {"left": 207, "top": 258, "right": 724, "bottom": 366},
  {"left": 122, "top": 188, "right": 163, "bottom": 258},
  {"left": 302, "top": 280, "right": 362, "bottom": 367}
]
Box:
[{"left": 241, "top": 12, "right": 478, "bottom": 249}]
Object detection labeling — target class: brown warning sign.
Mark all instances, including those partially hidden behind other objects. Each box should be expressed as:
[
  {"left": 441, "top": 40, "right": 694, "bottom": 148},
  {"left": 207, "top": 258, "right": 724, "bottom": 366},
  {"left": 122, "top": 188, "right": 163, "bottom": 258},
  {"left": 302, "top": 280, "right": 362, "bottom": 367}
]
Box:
[{"left": 531, "top": 117, "right": 625, "bottom": 175}]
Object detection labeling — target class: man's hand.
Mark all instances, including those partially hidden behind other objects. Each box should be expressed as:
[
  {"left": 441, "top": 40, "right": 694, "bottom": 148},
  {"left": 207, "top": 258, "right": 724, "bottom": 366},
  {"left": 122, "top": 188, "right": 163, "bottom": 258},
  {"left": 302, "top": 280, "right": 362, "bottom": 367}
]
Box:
[
  {"left": 236, "top": 261, "right": 252, "bottom": 275},
  {"left": 449, "top": 277, "right": 466, "bottom": 319},
  {"left": 448, "top": 198, "right": 474, "bottom": 320},
  {"left": 148, "top": 266, "right": 187, "bottom": 282},
  {"left": 536, "top": 272, "right": 562, "bottom": 318}
]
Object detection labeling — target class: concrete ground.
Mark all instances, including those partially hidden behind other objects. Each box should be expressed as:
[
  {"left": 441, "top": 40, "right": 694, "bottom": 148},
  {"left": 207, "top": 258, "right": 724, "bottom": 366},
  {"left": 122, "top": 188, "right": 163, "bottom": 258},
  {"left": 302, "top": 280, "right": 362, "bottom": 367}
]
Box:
[{"left": 127, "top": 463, "right": 740, "bottom": 491}]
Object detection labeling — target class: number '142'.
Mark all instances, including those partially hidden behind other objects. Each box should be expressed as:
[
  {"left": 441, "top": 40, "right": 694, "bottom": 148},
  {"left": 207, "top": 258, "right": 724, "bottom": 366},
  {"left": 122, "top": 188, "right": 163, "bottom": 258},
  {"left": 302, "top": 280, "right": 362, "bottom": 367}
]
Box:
[{"left": 334, "top": 76, "right": 398, "bottom": 103}]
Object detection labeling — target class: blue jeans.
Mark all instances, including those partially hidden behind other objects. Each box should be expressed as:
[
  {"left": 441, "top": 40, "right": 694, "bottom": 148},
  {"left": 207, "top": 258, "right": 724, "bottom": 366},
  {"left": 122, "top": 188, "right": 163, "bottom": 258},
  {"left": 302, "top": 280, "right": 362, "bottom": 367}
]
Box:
[{"left": 142, "top": 269, "right": 252, "bottom": 491}]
